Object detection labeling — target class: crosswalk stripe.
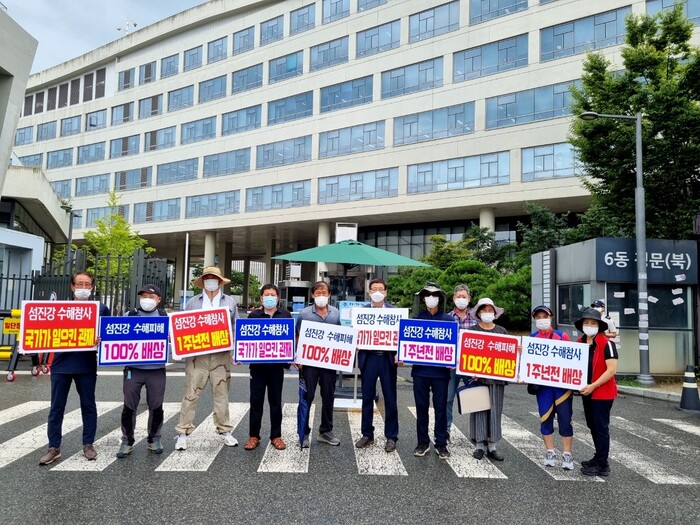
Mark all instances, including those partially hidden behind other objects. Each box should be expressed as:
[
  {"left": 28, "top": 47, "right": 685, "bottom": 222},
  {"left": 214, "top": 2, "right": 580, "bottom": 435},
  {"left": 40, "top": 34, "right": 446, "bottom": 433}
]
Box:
[
  {"left": 347, "top": 407, "right": 407, "bottom": 476},
  {"left": 0, "top": 401, "right": 51, "bottom": 427},
  {"left": 257, "top": 403, "right": 316, "bottom": 473},
  {"left": 502, "top": 415, "right": 600, "bottom": 482},
  {"left": 407, "top": 406, "right": 507, "bottom": 479},
  {"left": 52, "top": 403, "right": 181, "bottom": 471},
  {"left": 0, "top": 402, "right": 122, "bottom": 469},
  {"left": 654, "top": 419, "right": 700, "bottom": 438},
  {"left": 612, "top": 416, "right": 700, "bottom": 458},
  {"left": 155, "top": 402, "right": 248, "bottom": 472},
  {"left": 570, "top": 420, "right": 698, "bottom": 484}
]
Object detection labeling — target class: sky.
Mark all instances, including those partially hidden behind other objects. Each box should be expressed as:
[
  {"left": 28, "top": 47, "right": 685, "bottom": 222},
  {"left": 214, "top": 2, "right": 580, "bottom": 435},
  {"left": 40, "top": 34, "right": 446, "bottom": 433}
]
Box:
[{"left": 4, "top": 0, "right": 210, "bottom": 73}]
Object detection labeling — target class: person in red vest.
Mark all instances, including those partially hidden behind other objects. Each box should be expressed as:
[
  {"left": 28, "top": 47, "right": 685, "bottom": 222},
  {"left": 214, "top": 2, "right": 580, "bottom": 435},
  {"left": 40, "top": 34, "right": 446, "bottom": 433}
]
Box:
[{"left": 575, "top": 308, "right": 618, "bottom": 477}]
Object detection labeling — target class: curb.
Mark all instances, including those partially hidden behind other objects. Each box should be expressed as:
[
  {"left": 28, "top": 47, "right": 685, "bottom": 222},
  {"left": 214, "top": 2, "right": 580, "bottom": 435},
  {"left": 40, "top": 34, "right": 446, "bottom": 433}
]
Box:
[{"left": 617, "top": 385, "right": 682, "bottom": 403}]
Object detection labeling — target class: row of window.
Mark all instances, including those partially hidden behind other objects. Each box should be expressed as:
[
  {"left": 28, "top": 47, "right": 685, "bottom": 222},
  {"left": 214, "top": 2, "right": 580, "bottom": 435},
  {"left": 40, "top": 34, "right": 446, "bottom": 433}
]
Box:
[{"left": 22, "top": 68, "right": 106, "bottom": 118}]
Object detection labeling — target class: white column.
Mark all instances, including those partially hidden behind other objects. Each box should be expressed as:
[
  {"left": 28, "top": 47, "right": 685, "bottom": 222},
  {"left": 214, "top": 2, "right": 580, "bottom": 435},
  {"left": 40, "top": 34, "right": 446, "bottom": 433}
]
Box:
[
  {"left": 203, "top": 231, "right": 216, "bottom": 267},
  {"left": 264, "top": 236, "right": 275, "bottom": 285},
  {"left": 316, "top": 221, "right": 331, "bottom": 281},
  {"left": 479, "top": 207, "right": 496, "bottom": 232}
]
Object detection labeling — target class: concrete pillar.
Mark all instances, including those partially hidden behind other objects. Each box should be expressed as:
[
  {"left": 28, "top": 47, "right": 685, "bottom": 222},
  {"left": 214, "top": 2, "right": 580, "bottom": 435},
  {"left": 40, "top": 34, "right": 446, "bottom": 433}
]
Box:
[
  {"left": 242, "top": 258, "right": 251, "bottom": 307},
  {"left": 479, "top": 207, "right": 496, "bottom": 232},
  {"left": 219, "top": 239, "right": 232, "bottom": 294},
  {"left": 174, "top": 254, "right": 184, "bottom": 310},
  {"left": 204, "top": 231, "right": 216, "bottom": 267},
  {"left": 264, "top": 235, "right": 275, "bottom": 285},
  {"left": 316, "top": 221, "right": 331, "bottom": 281}
]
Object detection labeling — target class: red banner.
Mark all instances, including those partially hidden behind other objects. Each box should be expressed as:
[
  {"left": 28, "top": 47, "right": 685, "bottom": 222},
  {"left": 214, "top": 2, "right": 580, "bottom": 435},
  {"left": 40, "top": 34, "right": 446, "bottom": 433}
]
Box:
[
  {"left": 19, "top": 301, "right": 99, "bottom": 353},
  {"left": 456, "top": 329, "right": 520, "bottom": 382},
  {"left": 170, "top": 307, "right": 233, "bottom": 359}
]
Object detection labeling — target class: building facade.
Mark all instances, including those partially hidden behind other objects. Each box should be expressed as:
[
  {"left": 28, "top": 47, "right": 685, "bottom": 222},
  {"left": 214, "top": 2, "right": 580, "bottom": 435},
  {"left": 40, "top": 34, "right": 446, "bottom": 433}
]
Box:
[{"left": 11, "top": 0, "right": 700, "bottom": 302}]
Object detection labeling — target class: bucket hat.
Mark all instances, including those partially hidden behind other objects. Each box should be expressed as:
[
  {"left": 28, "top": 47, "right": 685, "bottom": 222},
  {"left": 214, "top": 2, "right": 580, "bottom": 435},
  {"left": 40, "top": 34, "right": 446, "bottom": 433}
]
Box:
[
  {"left": 574, "top": 308, "right": 608, "bottom": 332},
  {"left": 470, "top": 298, "right": 504, "bottom": 320},
  {"left": 193, "top": 266, "right": 231, "bottom": 287}
]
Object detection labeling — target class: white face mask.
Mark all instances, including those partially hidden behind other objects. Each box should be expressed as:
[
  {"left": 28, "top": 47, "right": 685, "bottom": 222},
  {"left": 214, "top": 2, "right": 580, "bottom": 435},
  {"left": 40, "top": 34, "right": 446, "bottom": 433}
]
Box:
[
  {"left": 140, "top": 298, "right": 158, "bottom": 312},
  {"left": 314, "top": 295, "right": 329, "bottom": 308},
  {"left": 583, "top": 326, "right": 599, "bottom": 337},
  {"left": 203, "top": 279, "right": 220, "bottom": 292},
  {"left": 370, "top": 291, "right": 385, "bottom": 303},
  {"left": 480, "top": 313, "right": 496, "bottom": 324},
  {"left": 424, "top": 296, "right": 439, "bottom": 309},
  {"left": 535, "top": 318, "right": 551, "bottom": 331},
  {"left": 74, "top": 288, "right": 91, "bottom": 300},
  {"left": 454, "top": 298, "right": 469, "bottom": 310}
]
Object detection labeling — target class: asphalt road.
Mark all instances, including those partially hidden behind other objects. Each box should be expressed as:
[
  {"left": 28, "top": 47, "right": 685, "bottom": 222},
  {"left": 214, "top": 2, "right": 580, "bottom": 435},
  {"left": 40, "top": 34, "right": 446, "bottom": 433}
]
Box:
[{"left": 1, "top": 365, "right": 699, "bottom": 525}]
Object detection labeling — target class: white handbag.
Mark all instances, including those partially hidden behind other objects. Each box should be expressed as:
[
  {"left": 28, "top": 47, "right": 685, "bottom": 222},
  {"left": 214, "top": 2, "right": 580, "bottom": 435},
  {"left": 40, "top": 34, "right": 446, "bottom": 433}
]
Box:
[{"left": 456, "top": 384, "right": 491, "bottom": 414}]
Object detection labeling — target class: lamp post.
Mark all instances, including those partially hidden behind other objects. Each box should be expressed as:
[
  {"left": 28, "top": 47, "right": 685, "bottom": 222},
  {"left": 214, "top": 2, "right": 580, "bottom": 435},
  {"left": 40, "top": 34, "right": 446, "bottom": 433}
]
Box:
[
  {"left": 578, "top": 111, "right": 654, "bottom": 385},
  {"left": 60, "top": 204, "right": 81, "bottom": 276}
]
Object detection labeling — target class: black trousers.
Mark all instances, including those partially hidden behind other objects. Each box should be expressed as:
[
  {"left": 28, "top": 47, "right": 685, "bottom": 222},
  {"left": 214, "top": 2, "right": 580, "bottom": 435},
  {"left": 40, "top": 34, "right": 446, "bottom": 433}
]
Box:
[
  {"left": 121, "top": 368, "right": 166, "bottom": 445},
  {"left": 249, "top": 364, "right": 285, "bottom": 439},
  {"left": 300, "top": 366, "right": 336, "bottom": 435},
  {"left": 582, "top": 396, "right": 614, "bottom": 466}
]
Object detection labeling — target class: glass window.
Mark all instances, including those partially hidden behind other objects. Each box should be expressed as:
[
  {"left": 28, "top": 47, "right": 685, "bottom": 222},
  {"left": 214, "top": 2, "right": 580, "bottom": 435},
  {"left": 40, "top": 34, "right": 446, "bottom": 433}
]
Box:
[
  {"left": 233, "top": 26, "right": 255, "bottom": 54},
  {"left": 541, "top": 7, "right": 631, "bottom": 61},
  {"left": 61, "top": 115, "right": 81, "bottom": 136},
  {"left": 86, "top": 109, "right": 107, "bottom": 130},
  {"left": 269, "top": 51, "right": 303, "bottom": 83},
  {"left": 15, "top": 126, "right": 33, "bottom": 146},
  {"left": 522, "top": 142, "right": 579, "bottom": 181},
  {"left": 118, "top": 68, "right": 134, "bottom": 90},
  {"left": 291, "top": 4, "right": 316, "bottom": 35},
  {"left": 381, "top": 57, "right": 443, "bottom": 99},
  {"left": 222, "top": 105, "right": 262, "bottom": 135},
  {"left": 320, "top": 75, "right": 373, "bottom": 112},
  {"left": 319, "top": 121, "right": 385, "bottom": 158},
  {"left": 47, "top": 148, "right": 73, "bottom": 169},
  {"left": 161, "top": 54, "right": 179, "bottom": 78},
  {"left": 356, "top": 20, "right": 400, "bottom": 58},
  {"left": 246, "top": 181, "right": 311, "bottom": 212},
  {"left": 469, "top": 0, "right": 527, "bottom": 24},
  {"left": 183, "top": 46, "right": 202, "bottom": 71},
  {"left": 204, "top": 148, "right": 251, "bottom": 177},
  {"left": 95, "top": 68, "right": 106, "bottom": 98},
  {"left": 394, "top": 102, "right": 475, "bottom": 146},
  {"left": 86, "top": 205, "right": 129, "bottom": 228},
  {"left": 58, "top": 83, "right": 68, "bottom": 108},
  {"left": 407, "top": 151, "right": 510, "bottom": 193},
  {"left": 454, "top": 34, "right": 528, "bottom": 82},
  {"left": 323, "top": 0, "right": 349, "bottom": 24},
  {"left": 261, "top": 15, "right": 284, "bottom": 46},
  {"left": 37, "top": 121, "right": 56, "bottom": 141},
  {"left": 358, "top": 0, "right": 386, "bottom": 12},
  {"left": 134, "top": 199, "right": 181, "bottom": 223},
  {"left": 19, "top": 153, "right": 43, "bottom": 167},
  {"left": 208, "top": 36, "right": 228, "bottom": 63},
  {"left": 168, "top": 85, "right": 194, "bottom": 111},
  {"left": 647, "top": 0, "right": 699, "bottom": 25},
  {"left": 145, "top": 126, "right": 177, "bottom": 151},
  {"left": 77, "top": 142, "right": 105, "bottom": 165},
  {"left": 83, "top": 73, "right": 94, "bottom": 102},
  {"left": 485, "top": 80, "right": 577, "bottom": 128},
  {"left": 139, "top": 61, "right": 156, "bottom": 85},
  {"left": 181, "top": 117, "right": 216, "bottom": 145},
  {"left": 311, "top": 37, "right": 349, "bottom": 71},
  {"left": 199, "top": 75, "right": 227, "bottom": 103},
  {"left": 156, "top": 158, "right": 198, "bottom": 185},
  {"left": 256, "top": 136, "right": 312, "bottom": 169},
  {"left": 50, "top": 179, "right": 72, "bottom": 199},
  {"left": 139, "top": 95, "right": 163, "bottom": 119},
  {"left": 232, "top": 63, "right": 263, "bottom": 93},
  {"left": 558, "top": 283, "right": 591, "bottom": 325},
  {"left": 114, "top": 167, "right": 152, "bottom": 191},
  {"left": 109, "top": 135, "right": 140, "bottom": 158},
  {"left": 409, "top": 1, "right": 460, "bottom": 43},
  {"left": 268, "top": 91, "right": 313, "bottom": 125},
  {"left": 186, "top": 191, "right": 240, "bottom": 218},
  {"left": 75, "top": 173, "right": 109, "bottom": 196},
  {"left": 111, "top": 102, "right": 134, "bottom": 125},
  {"left": 35, "top": 91, "right": 45, "bottom": 113},
  {"left": 318, "top": 167, "right": 398, "bottom": 203}
]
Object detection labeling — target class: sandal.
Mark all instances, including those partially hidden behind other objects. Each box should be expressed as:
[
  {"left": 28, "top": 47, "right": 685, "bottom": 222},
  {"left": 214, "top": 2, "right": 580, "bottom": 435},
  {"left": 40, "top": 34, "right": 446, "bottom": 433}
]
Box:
[
  {"left": 271, "top": 437, "right": 287, "bottom": 450},
  {"left": 244, "top": 436, "right": 260, "bottom": 450}
]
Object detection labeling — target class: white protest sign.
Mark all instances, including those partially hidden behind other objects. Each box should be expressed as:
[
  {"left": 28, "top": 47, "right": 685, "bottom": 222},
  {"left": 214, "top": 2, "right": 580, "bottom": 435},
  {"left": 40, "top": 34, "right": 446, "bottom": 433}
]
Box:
[
  {"left": 295, "top": 320, "right": 358, "bottom": 373},
  {"left": 350, "top": 308, "right": 408, "bottom": 351},
  {"left": 520, "top": 336, "right": 589, "bottom": 389}
]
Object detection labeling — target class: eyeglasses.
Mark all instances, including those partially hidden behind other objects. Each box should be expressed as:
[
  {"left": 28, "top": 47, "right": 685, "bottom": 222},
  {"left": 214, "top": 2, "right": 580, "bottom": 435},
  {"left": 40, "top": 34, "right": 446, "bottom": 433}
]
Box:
[{"left": 73, "top": 282, "right": 93, "bottom": 289}]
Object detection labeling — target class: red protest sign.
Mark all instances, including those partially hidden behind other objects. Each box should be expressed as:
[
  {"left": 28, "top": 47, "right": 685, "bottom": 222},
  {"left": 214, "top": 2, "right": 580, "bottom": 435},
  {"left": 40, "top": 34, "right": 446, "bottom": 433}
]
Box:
[
  {"left": 19, "top": 300, "right": 99, "bottom": 353},
  {"left": 170, "top": 307, "right": 233, "bottom": 359},
  {"left": 456, "top": 329, "right": 520, "bottom": 382}
]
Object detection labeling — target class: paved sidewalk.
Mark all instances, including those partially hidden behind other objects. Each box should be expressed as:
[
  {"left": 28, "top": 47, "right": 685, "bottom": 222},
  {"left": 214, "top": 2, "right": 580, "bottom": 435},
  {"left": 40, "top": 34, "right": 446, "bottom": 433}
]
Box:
[{"left": 618, "top": 381, "right": 699, "bottom": 404}]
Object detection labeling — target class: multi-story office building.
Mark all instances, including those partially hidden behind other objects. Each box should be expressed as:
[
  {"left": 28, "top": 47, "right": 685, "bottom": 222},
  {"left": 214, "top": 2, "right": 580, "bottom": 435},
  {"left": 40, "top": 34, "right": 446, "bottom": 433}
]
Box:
[{"left": 12, "top": 0, "right": 700, "bottom": 301}]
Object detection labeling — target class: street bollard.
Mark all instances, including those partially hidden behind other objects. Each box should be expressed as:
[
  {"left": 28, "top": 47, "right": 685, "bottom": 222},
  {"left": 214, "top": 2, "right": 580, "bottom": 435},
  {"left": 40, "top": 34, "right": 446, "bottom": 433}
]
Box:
[{"left": 678, "top": 365, "right": 700, "bottom": 413}]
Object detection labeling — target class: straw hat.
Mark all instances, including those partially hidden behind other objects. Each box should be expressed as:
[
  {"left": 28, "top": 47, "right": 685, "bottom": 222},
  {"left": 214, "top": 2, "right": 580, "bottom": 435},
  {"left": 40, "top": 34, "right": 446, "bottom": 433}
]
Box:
[
  {"left": 193, "top": 266, "right": 231, "bottom": 287},
  {"left": 574, "top": 308, "right": 608, "bottom": 332},
  {"left": 470, "top": 297, "right": 504, "bottom": 319}
]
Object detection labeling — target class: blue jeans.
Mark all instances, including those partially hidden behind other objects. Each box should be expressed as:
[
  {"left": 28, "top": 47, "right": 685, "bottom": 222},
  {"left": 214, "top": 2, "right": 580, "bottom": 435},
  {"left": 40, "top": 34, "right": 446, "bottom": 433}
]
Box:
[
  {"left": 446, "top": 368, "right": 468, "bottom": 431},
  {"left": 48, "top": 372, "right": 97, "bottom": 448}
]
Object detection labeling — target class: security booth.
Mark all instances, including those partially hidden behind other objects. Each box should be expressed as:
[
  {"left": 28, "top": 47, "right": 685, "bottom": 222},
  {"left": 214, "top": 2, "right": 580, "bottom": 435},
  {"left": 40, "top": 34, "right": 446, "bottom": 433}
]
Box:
[
  {"left": 278, "top": 279, "right": 312, "bottom": 313},
  {"left": 531, "top": 237, "right": 697, "bottom": 375}
]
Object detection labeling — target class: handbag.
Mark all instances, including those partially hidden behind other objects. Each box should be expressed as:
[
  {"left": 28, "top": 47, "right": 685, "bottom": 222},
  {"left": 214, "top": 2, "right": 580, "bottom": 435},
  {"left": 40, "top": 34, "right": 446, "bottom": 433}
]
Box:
[
  {"left": 527, "top": 383, "right": 540, "bottom": 395},
  {"left": 456, "top": 379, "right": 491, "bottom": 414}
]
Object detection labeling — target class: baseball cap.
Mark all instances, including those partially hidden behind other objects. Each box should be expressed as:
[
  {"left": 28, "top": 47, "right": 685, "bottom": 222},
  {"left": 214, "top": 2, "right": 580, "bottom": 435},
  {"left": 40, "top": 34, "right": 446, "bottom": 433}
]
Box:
[
  {"left": 138, "top": 284, "right": 162, "bottom": 296},
  {"left": 591, "top": 300, "right": 605, "bottom": 308}
]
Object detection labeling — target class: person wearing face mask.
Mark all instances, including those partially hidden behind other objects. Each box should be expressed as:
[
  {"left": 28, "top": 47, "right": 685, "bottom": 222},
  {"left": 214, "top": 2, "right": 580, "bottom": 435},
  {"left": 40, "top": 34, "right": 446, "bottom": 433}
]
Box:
[
  {"left": 39, "top": 272, "right": 111, "bottom": 466},
  {"left": 175, "top": 266, "right": 239, "bottom": 450},
  {"left": 116, "top": 285, "right": 168, "bottom": 459},
  {"left": 590, "top": 300, "right": 618, "bottom": 338},
  {"left": 411, "top": 282, "right": 455, "bottom": 460},
  {"left": 468, "top": 298, "right": 508, "bottom": 461},
  {"left": 576, "top": 308, "right": 618, "bottom": 476},
  {"left": 295, "top": 281, "right": 341, "bottom": 447},
  {"left": 244, "top": 284, "right": 291, "bottom": 451},
  {"left": 529, "top": 305, "right": 574, "bottom": 470},
  {"left": 446, "top": 284, "right": 477, "bottom": 439},
  {"left": 355, "top": 279, "right": 399, "bottom": 453}
]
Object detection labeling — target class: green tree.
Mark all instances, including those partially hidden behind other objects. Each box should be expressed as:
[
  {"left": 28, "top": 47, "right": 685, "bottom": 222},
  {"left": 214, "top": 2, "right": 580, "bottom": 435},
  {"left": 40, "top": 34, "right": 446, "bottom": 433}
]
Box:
[
  {"left": 570, "top": 5, "right": 700, "bottom": 240},
  {"left": 484, "top": 265, "right": 532, "bottom": 331},
  {"left": 515, "top": 202, "right": 576, "bottom": 267},
  {"left": 438, "top": 259, "right": 500, "bottom": 308},
  {"left": 229, "top": 271, "right": 262, "bottom": 304},
  {"left": 422, "top": 234, "right": 473, "bottom": 270}
]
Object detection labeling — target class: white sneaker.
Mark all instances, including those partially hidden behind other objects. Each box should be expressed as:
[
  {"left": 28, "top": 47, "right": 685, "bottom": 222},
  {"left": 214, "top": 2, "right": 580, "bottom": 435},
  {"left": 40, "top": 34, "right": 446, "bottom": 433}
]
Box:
[
  {"left": 221, "top": 432, "right": 238, "bottom": 447},
  {"left": 175, "top": 434, "right": 188, "bottom": 450},
  {"left": 544, "top": 450, "right": 557, "bottom": 467},
  {"left": 562, "top": 452, "right": 574, "bottom": 470}
]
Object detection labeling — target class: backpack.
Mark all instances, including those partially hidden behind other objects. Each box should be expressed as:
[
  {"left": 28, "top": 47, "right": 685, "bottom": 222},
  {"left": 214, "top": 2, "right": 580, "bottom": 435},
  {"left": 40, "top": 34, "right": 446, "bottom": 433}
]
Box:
[{"left": 127, "top": 308, "right": 168, "bottom": 316}]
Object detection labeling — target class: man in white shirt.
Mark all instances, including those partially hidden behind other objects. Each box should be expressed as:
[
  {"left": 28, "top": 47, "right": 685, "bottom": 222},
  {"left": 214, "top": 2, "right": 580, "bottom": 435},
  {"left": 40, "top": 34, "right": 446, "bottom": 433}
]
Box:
[{"left": 591, "top": 300, "right": 618, "bottom": 338}]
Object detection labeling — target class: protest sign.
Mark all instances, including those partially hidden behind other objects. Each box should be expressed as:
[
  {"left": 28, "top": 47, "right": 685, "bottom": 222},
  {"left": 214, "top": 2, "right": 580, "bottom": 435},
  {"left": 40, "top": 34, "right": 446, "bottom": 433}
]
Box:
[
  {"left": 338, "top": 301, "right": 366, "bottom": 327},
  {"left": 397, "top": 319, "right": 458, "bottom": 367},
  {"left": 350, "top": 307, "right": 408, "bottom": 351},
  {"left": 234, "top": 318, "right": 295, "bottom": 363},
  {"left": 170, "top": 307, "right": 233, "bottom": 359},
  {"left": 520, "top": 336, "right": 589, "bottom": 388},
  {"left": 456, "top": 330, "right": 520, "bottom": 381},
  {"left": 19, "top": 301, "right": 99, "bottom": 353},
  {"left": 98, "top": 316, "right": 169, "bottom": 366},
  {"left": 295, "top": 320, "right": 357, "bottom": 373}
]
